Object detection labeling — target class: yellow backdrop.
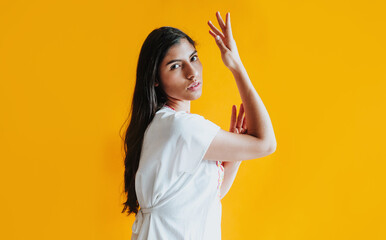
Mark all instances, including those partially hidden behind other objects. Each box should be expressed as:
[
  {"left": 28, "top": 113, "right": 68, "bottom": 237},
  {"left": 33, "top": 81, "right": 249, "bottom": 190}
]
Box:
[{"left": 1, "top": 0, "right": 385, "bottom": 239}]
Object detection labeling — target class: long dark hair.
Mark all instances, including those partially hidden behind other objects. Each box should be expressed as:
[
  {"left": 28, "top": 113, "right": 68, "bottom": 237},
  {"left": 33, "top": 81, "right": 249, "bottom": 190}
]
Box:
[{"left": 121, "top": 26, "right": 197, "bottom": 216}]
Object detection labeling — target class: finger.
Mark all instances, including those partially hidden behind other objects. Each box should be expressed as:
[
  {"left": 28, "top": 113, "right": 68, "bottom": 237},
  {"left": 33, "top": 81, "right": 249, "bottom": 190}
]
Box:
[
  {"left": 238, "top": 103, "right": 245, "bottom": 127},
  {"left": 226, "top": 12, "right": 233, "bottom": 37},
  {"left": 212, "top": 32, "right": 229, "bottom": 53},
  {"left": 240, "top": 114, "right": 245, "bottom": 131},
  {"left": 236, "top": 103, "right": 243, "bottom": 129},
  {"left": 230, "top": 105, "right": 237, "bottom": 132},
  {"left": 242, "top": 113, "right": 247, "bottom": 130},
  {"left": 208, "top": 21, "right": 225, "bottom": 39},
  {"left": 239, "top": 103, "right": 244, "bottom": 128},
  {"left": 216, "top": 11, "right": 226, "bottom": 33},
  {"left": 209, "top": 29, "right": 224, "bottom": 40},
  {"left": 241, "top": 115, "right": 247, "bottom": 132},
  {"left": 240, "top": 103, "right": 246, "bottom": 132},
  {"left": 240, "top": 102, "right": 245, "bottom": 118}
]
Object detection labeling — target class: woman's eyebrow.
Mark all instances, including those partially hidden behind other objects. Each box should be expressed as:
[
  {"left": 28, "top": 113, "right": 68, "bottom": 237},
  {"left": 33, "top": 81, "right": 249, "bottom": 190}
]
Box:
[{"left": 165, "top": 50, "right": 197, "bottom": 66}]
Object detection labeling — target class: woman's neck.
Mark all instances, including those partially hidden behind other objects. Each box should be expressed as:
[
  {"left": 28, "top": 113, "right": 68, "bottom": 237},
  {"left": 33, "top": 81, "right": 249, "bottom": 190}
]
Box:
[{"left": 165, "top": 101, "right": 190, "bottom": 113}]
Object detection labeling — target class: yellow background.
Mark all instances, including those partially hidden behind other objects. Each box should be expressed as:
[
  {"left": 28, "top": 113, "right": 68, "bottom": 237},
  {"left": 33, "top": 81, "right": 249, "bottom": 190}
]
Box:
[{"left": 1, "top": 0, "right": 385, "bottom": 239}]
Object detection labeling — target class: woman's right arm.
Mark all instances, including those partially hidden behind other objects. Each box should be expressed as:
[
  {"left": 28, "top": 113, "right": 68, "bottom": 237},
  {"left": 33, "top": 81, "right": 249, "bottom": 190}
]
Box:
[
  {"left": 230, "top": 62, "right": 276, "bottom": 148},
  {"left": 204, "top": 11, "right": 276, "bottom": 162},
  {"left": 203, "top": 62, "right": 277, "bottom": 162}
]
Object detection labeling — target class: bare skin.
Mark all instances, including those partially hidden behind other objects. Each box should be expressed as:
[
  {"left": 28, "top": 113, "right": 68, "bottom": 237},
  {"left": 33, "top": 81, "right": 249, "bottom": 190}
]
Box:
[
  {"left": 157, "top": 11, "right": 276, "bottom": 163},
  {"left": 156, "top": 38, "right": 203, "bottom": 113},
  {"left": 205, "top": 11, "right": 276, "bottom": 199},
  {"left": 206, "top": 11, "right": 276, "bottom": 148},
  {"left": 154, "top": 11, "right": 275, "bottom": 200}
]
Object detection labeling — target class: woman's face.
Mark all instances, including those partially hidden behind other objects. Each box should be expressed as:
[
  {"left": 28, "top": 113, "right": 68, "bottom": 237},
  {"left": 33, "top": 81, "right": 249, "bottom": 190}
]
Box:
[{"left": 157, "top": 38, "right": 203, "bottom": 103}]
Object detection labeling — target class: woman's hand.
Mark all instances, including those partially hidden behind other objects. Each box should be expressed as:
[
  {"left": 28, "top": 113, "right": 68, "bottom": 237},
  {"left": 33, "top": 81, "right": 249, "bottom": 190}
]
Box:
[
  {"left": 229, "top": 103, "right": 247, "bottom": 134},
  {"left": 222, "top": 103, "right": 246, "bottom": 168},
  {"left": 208, "top": 11, "right": 243, "bottom": 72}
]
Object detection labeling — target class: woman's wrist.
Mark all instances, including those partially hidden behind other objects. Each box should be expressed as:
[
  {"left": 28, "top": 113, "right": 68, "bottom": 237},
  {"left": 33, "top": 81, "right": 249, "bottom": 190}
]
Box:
[
  {"left": 223, "top": 160, "right": 242, "bottom": 170},
  {"left": 229, "top": 60, "right": 245, "bottom": 74}
]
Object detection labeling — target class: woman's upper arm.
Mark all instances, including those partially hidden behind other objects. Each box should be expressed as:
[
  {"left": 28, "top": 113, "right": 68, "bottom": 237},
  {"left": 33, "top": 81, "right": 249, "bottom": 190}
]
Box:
[{"left": 203, "top": 129, "right": 275, "bottom": 162}]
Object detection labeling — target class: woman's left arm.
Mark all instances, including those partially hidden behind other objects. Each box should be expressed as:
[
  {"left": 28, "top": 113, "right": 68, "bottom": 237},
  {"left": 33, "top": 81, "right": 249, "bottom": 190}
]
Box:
[
  {"left": 220, "top": 161, "right": 242, "bottom": 200},
  {"left": 220, "top": 103, "right": 247, "bottom": 200}
]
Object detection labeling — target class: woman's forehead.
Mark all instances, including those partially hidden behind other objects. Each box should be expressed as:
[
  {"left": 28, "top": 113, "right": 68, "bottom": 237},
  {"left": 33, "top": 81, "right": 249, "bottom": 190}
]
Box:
[{"left": 165, "top": 39, "right": 196, "bottom": 59}]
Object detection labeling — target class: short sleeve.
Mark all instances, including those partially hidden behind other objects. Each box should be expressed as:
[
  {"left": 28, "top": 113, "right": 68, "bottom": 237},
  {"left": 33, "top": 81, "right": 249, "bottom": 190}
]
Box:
[{"left": 174, "top": 112, "right": 221, "bottom": 174}]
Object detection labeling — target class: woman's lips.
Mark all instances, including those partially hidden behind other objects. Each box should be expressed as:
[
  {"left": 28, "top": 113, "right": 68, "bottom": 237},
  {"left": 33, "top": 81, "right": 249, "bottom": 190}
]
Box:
[{"left": 187, "top": 82, "right": 201, "bottom": 90}]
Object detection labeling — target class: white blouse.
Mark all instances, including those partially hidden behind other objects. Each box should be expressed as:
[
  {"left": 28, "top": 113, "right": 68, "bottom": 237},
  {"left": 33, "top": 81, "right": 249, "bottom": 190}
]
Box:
[{"left": 131, "top": 106, "right": 224, "bottom": 240}]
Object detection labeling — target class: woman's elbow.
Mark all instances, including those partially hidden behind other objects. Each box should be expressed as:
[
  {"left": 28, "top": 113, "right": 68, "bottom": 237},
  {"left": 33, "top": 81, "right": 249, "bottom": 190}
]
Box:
[{"left": 268, "top": 141, "right": 277, "bottom": 153}]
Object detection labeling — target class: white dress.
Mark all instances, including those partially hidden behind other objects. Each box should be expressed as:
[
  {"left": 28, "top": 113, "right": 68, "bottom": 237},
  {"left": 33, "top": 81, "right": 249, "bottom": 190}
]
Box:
[{"left": 131, "top": 106, "right": 224, "bottom": 240}]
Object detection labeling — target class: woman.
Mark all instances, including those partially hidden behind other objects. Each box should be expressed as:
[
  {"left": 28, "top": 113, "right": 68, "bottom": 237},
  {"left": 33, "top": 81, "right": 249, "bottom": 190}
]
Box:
[{"left": 122, "top": 11, "right": 277, "bottom": 239}]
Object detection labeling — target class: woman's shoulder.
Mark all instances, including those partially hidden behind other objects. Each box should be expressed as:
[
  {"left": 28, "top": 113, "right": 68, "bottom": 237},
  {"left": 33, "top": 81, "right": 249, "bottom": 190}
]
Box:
[
  {"left": 160, "top": 107, "right": 220, "bottom": 132},
  {"left": 156, "top": 106, "right": 203, "bottom": 120},
  {"left": 151, "top": 107, "right": 209, "bottom": 133}
]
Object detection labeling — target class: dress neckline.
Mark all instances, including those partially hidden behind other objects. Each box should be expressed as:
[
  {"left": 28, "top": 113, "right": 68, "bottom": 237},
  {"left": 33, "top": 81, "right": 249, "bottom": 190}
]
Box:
[{"left": 162, "top": 105, "right": 191, "bottom": 114}]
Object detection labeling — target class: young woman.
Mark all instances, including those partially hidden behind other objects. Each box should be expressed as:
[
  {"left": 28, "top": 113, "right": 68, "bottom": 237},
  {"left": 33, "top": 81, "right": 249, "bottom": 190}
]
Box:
[{"left": 122, "top": 11, "right": 276, "bottom": 240}]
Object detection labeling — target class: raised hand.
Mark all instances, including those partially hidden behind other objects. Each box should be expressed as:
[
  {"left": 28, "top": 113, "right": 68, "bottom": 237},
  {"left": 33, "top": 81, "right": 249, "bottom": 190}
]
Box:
[{"left": 208, "top": 11, "right": 243, "bottom": 72}]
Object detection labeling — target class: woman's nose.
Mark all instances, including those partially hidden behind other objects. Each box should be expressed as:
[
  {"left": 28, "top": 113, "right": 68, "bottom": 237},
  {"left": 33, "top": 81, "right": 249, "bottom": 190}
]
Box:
[{"left": 185, "top": 63, "right": 199, "bottom": 79}]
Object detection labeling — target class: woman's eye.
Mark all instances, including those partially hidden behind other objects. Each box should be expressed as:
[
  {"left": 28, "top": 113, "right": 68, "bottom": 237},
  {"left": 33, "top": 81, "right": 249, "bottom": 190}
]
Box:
[
  {"left": 171, "top": 64, "right": 180, "bottom": 70},
  {"left": 170, "top": 55, "right": 198, "bottom": 70}
]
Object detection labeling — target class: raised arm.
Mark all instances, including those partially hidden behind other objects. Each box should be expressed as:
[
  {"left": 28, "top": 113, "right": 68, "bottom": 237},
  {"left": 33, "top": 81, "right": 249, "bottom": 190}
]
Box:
[
  {"left": 230, "top": 63, "right": 276, "bottom": 147},
  {"left": 203, "top": 11, "right": 276, "bottom": 163}
]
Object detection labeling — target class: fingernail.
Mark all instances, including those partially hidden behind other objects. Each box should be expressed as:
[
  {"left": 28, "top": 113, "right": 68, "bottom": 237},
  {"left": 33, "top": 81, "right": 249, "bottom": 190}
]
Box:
[{"left": 216, "top": 35, "right": 220, "bottom": 41}]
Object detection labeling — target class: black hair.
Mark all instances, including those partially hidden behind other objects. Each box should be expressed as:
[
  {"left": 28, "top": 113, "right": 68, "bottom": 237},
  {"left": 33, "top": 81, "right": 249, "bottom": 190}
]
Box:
[{"left": 120, "top": 26, "right": 197, "bottom": 216}]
